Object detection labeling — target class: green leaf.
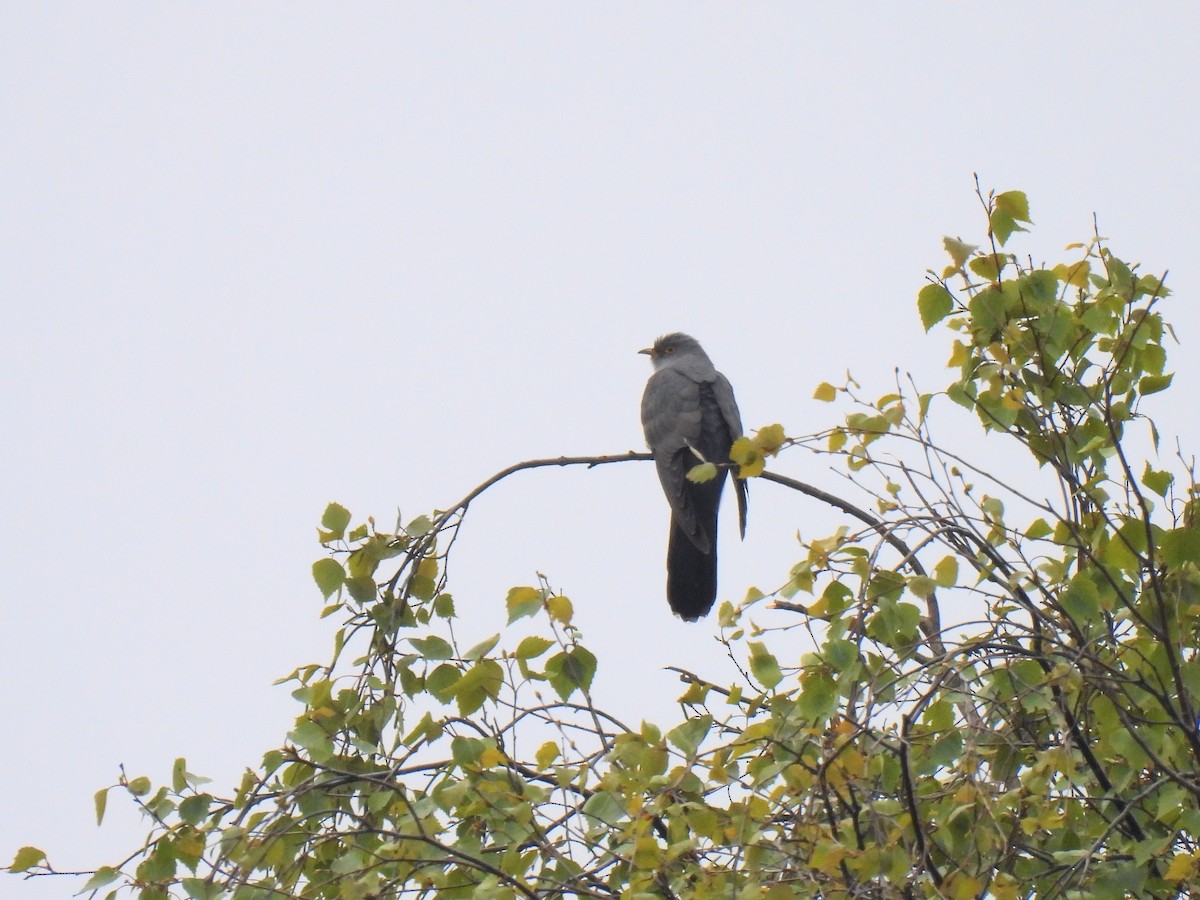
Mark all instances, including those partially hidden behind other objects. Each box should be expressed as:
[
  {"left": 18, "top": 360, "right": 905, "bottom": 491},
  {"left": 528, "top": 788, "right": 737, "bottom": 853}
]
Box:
[
  {"left": 1060, "top": 571, "right": 1100, "bottom": 621},
  {"left": 1020, "top": 269, "right": 1059, "bottom": 310},
  {"left": 172, "top": 757, "right": 188, "bottom": 793},
  {"left": 545, "top": 646, "right": 597, "bottom": 700},
  {"left": 320, "top": 502, "right": 352, "bottom": 541},
  {"left": 178, "top": 794, "right": 213, "bottom": 826},
  {"left": 906, "top": 575, "right": 936, "bottom": 600},
  {"left": 81, "top": 866, "right": 120, "bottom": 891},
  {"left": 933, "top": 556, "right": 959, "bottom": 588},
  {"left": 344, "top": 576, "right": 377, "bottom": 603},
  {"left": 1139, "top": 373, "right": 1173, "bottom": 395},
  {"left": 927, "top": 729, "right": 964, "bottom": 768},
  {"left": 943, "top": 236, "right": 977, "bottom": 269},
  {"left": 464, "top": 632, "right": 500, "bottom": 662},
  {"left": 8, "top": 846, "right": 46, "bottom": 873},
  {"left": 686, "top": 462, "right": 718, "bottom": 484},
  {"left": 425, "top": 664, "right": 462, "bottom": 702},
  {"left": 968, "top": 254, "right": 1008, "bottom": 282},
  {"left": 409, "top": 635, "right": 454, "bottom": 660},
  {"left": 1025, "top": 518, "right": 1052, "bottom": 540},
  {"left": 1142, "top": 462, "right": 1173, "bottom": 498},
  {"left": 918, "top": 283, "right": 954, "bottom": 331},
  {"left": 455, "top": 659, "right": 504, "bottom": 715},
  {"left": 1141, "top": 342, "right": 1167, "bottom": 376},
  {"left": 994, "top": 190, "right": 1031, "bottom": 223},
  {"left": 506, "top": 586, "right": 543, "bottom": 623},
  {"left": 405, "top": 515, "right": 434, "bottom": 537},
  {"left": 798, "top": 670, "right": 838, "bottom": 720},
  {"left": 667, "top": 714, "right": 712, "bottom": 757},
  {"left": 823, "top": 639, "right": 858, "bottom": 672},
  {"left": 182, "top": 878, "right": 222, "bottom": 900},
  {"left": 94, "top": 787, "right": 109, "bottom": 825},
  {"left": 127, "top": 776, "right": 152, "bottom": 797},
  {"left": 432, "top": 593, "right": 456, "bottom": 618},
  {"left": 1161, "top": 528, "right": 1200, "bottom": 567},
  {"left": 1100, "top": 531, "right": 1140, "bottom": 573},
  {"left": 450, "top": 735, "right": 487, "bottom": 766},
  {"left": 289, "top": 722, "right": 334, "bottom": 763},
  {"left": 138, "top": 836, "right": 177, "bottom": 882},
  {"left": 515, "top": 635, "right": 554, "bottom": 660},
  {"left": 408, "top": 555, "right": 438, "bottom": 600},
  {"left": 989, "top": 209, "right": 1024, "bottom": 246},
  {"left": 581, "top": 790, "right": 627, "bottom": 828},
  {"left": 967, "top": 285, "right": 1008, "bottom": 340},
  {"left": 748, "top": 641, "right": 782, "bottom": 689}
]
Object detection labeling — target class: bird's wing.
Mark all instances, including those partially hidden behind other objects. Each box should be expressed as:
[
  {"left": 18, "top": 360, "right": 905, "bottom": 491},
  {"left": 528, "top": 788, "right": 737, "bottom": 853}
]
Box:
[
  {"left": 642, "top": 367, "right": 703, "bottom": 454},
  {"left": 641, "top": 368, "right": 709, "bottom": 551},
  {"left": 712, "top": 371, "right": 749, "bottom": 538},
  {"left": 711, "top": 372, "right": 743, "bottom": 438}
]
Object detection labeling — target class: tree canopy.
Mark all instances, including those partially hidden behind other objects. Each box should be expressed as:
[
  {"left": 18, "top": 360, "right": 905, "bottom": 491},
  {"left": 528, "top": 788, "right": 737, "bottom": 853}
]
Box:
[{"left": 10, "top": 186, "right": 1199, "bottom": 898}]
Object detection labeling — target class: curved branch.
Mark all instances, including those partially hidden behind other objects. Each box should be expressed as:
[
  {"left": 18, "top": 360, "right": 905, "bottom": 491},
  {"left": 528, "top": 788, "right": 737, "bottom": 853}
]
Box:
[{"left": 386, "top": 452, "right": 649, "bottom": 594}]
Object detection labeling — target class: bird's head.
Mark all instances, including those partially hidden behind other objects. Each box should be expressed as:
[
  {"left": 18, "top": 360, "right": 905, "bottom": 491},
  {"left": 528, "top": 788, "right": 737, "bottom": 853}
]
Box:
[{"left": 638, "top": 332, "right": 709, "bottom": 370}]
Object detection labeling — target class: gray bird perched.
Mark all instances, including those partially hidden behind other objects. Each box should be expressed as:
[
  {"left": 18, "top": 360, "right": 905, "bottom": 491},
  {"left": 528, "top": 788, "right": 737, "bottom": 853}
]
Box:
[{"left": 640, "top": 333, "right": 748, "bottom": 620}]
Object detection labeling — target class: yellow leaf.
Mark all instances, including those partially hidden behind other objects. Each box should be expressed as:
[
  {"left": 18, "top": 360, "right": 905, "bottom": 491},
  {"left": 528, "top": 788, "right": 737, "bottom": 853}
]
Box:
[
  {"left": 907, "top": 575, "right": 937, "bottom": 599},
  {"left": 535, "top": 741, "right": 559, "bottom": 769},
  {"left": 508, "top": 586, "right": 539, "bottom": 604},
  {"left": 934, "top": 556, "right": 958, "bottom": 588},
  {"left": 506, "top": 585, "right": 544, "bottom": 622},
  {"left": 729, "top": 437, "right": 764, "bottom": 478},
  {"left": 943, "top": 236, "right": 977, "bottom": 269},
  {"left": 479, "top": 746, "right": 505, "bottom": 768},
  {"left": 989, "top": 874, "right": 1020, "bottom": 900},
  {"left": 175, "top": 829, "right": 206, "bottom": 859},
  {"left": 546, "top": 595, "right": 573, "bottom": 624},
  {"left": 994, "top": 190, "right": 1031, "bottom": 223},
  {"left": 828, "top": 429, "right": 847, "bottom": 452},
  {"left": 947, "top": 873, "right": 983, "bottom": 900},
  {"left": 1053, "top": 260, "right": 1090, "bottom": 288},
  {"left": 809, "top": 839, "right": 848, "bottom": 873},
  {"left": 632, "top": 835, "right": 661, "bottom": 869},
  {"left": 787, "top": 563, "right": 814, "bottom": 595},
  {"left": 813, "top": 382, "right": 837, "bottom": 402},
  {"left": 754, "top": 423, "right": 787, "bottom": 455},
  {"left": 1164, "top": 853, "right": 1197, "bottom": 882},
  {"left": 1001, "top": 389, "right": 1024, "bottom": 410}
]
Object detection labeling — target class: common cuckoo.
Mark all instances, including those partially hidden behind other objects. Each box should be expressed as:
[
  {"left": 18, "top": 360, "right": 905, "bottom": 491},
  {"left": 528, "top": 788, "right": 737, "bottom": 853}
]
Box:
[{"left": 640, "top": 333, "right": 748, "bottom": 620}]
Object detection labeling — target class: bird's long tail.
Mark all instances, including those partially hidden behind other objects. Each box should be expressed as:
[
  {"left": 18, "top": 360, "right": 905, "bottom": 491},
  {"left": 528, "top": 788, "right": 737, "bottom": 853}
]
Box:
[{"left": 666, "top": 516, "right": 719, "bottom": 621}]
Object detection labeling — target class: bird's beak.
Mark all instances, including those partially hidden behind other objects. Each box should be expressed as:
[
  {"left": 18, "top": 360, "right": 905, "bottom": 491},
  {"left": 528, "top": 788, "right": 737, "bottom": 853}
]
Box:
[{"left": 638, "top": 347, "right": 653, "bottom": 356}]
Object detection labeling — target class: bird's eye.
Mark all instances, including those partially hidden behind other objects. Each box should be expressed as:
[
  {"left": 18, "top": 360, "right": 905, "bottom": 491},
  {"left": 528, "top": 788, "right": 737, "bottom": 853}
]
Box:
[{"left": 664, "top": 346, "right": 675, "bottom": 354}]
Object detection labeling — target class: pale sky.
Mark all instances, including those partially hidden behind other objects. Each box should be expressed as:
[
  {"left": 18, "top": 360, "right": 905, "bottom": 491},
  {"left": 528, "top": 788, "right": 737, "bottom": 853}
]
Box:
[{"left": 4, "top": 5, "right": 1200, "bottom": 896}]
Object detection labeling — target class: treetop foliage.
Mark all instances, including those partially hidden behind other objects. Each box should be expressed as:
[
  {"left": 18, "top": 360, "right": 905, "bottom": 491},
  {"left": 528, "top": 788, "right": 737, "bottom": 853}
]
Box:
[{"left": 10, "top": 186, "right": 1200, "bottom": 898}]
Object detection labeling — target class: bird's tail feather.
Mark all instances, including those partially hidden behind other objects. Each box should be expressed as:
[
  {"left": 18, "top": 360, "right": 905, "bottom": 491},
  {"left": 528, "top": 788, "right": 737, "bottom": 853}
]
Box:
[{"left": 667, "top": 518, "right": 718, "bottom": 621}]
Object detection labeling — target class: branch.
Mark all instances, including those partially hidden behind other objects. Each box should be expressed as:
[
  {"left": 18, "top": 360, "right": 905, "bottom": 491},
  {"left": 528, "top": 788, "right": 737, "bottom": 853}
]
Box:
[{"left": 386, "top": 452, "right": 648, "bottom": 594}]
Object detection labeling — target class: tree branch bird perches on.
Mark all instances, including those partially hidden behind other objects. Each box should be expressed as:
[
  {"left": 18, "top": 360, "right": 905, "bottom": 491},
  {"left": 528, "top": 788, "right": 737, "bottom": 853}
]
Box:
[{"left": 640, "top": 333, "right": 748, "bottom": 620}]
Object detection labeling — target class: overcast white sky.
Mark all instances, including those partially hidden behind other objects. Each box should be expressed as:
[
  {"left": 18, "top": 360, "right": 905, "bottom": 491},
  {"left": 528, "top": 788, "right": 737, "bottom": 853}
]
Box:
[{"left": 4, "top": 5, "right": 1200, "bottom": 896}]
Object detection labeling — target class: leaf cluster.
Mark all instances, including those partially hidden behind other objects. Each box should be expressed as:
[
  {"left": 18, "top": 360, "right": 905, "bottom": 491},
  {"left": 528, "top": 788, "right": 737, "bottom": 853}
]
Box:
[{"left": 10, "top": 189, "right": 1200, "bottom": 899}]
